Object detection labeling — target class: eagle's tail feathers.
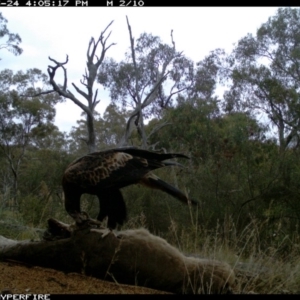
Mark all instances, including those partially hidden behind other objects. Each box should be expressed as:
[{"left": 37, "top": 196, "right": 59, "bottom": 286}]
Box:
[{"left": 141, "top": 175, "right": 198, "bottom": 206}]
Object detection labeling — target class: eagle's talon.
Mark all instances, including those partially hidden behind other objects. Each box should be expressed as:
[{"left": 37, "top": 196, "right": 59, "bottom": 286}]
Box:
[
  {"left": 71, "top": 211, "right": 103, "bottom": 229},
  {"left": 80, "top": 211, "right": 91, "bottom": 220},
  {"left": 86, "top": 218, "right": 102, "bottom": 227},
  {"left": 90, "top": 227, "right": 116, "bottom": 238},
  {"left": 70, "top": 212, "right": 87, "bottom": 224}
]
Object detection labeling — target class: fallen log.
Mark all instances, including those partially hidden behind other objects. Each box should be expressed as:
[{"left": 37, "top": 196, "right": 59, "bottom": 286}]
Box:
[{"left": 0, "top": 219, "right": 235, "bottom": 294}]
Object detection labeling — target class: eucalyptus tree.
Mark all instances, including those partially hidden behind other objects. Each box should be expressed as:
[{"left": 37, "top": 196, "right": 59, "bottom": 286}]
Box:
[
  {"left": 0, "top": 12, "right": 22, "bottom": 58},
  {"left": 223, "top": 7, "right": 300, "bottom": 153},
  {"left": 98, "top": 17, "right": 194, "bottom": 149},
  {"left": 0, "top": 68, "right": 61, "bottom": 209}
]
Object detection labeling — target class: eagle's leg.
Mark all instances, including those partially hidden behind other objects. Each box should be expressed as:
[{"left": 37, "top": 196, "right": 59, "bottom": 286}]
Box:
[
  {"left": 97, "top": 189, "right": 127, "bottom": 230},
  {"left": 64, "top": 189, "right": 102, "bottom": 227}
]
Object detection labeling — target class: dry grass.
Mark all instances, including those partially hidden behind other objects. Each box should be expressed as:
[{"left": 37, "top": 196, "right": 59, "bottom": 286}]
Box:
[{"left": 123, "top": 210, "right": 300, "bottom": 294}]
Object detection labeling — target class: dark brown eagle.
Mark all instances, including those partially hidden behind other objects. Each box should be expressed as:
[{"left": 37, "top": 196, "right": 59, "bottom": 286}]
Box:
[{"left": 62, "top": 147, "right": 197, "bottom": 229}]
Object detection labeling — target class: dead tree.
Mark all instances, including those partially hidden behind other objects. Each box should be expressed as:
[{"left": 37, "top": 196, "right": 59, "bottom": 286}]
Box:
[
  {"left": 0, "top": 219, "right": 236, "bottom": 294},
  {"left": 117, "top": 17, "right": 191, "bottom": 149},
  {"left": 45, "top": 21, "right": 115, "bottom": 153}
]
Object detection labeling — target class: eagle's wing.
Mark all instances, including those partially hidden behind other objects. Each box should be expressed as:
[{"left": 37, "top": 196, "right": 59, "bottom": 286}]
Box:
[
  {"left": 140, "top": 173, "right": 198, "bottom": 206},
  {"left": 116, "top": 147, "right": 190, "bottom": 161},
  {"left": 63, "top": 150, "right": 167, "bottom": 189}
]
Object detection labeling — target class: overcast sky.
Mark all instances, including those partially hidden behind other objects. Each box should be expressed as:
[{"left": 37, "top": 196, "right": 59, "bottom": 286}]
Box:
[{"left": 1, "top": 7, "right": 280, "bottom": 133}]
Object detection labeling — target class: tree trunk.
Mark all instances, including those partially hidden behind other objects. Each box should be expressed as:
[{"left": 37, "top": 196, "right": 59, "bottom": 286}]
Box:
[{"left": 86, "top": 113, "right": 96, "bottom": 153}]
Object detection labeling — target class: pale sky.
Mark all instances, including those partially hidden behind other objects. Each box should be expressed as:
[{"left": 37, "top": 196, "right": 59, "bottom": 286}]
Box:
[{"left": 0, "top": 7, "right": 280, "bottom": 133}]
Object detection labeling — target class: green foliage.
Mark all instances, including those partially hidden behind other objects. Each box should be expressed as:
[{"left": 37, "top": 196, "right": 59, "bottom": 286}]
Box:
[
  {"left": 0, "top": 68, "right": 62, "bottom": 211},
  {"left": 224, "top": 7, "right": 300, "bottom": 152},
  {"left": 147, "top": 96, "right": 300, "bottom": 238},
  {"left": 98, "top": 33, "right": 193, "bottom": 115},
  {"left": 68, "top": 103, "right": 127, "bottom": 155},
  {"left": 98, "top": 31, "right": 194, "bottom": 147},
  {"left": 0, "top": 12, "right": 22, "bottom": 58}
]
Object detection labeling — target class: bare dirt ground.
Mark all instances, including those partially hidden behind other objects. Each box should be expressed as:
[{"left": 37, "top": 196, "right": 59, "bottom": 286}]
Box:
[{"left": 0, "top": 261, "right": 170, "bottom": 294}]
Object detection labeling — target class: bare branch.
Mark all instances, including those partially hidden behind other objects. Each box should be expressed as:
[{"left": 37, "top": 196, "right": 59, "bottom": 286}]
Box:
[
  {"left": 45, "top": 21, "right": 115, "bottom": 152},
  {"left": 85, "top": 21, "right": 116, "bottom": 103},
  {"left": 87, "top": 37, "right": 95, "bottom": 60},
  {"left": 142, "top": 72, "right": 169, "bottom": 108},
  {"left": 148, "top": 121, "right": 172, "bottom": 139},
  {"left": 80, "top": 79, "right": 88, "bottom": 88},
  {"left": 126, "top": 16, "right": 142, "bottom": 105},
  {"left": 163, "top": 86, "right": 187, "bottom": 108},
  {"left": 48, "top": 55, "right": 68, "bottom": 67},
  {"left": 93, "top": 89, "right": 99, "bottom": 108},
  {"left": 48, "top": 61, "right": 90, "bottom": 114},
  {"left": 71, "top": 82, "right": 89, "bottom": 100},
  {"left": 21, "top": 90, "right": 55, "bottom": 98},
  {"left": 171, "top": 29, "right": 176, "bottom": 50}
]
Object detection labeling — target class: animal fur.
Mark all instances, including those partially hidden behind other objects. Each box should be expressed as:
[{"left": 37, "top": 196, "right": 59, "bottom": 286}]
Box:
[{"left": 90, "top": 228, "right": 236, "bottom": 294}]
